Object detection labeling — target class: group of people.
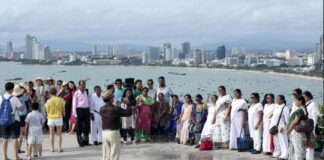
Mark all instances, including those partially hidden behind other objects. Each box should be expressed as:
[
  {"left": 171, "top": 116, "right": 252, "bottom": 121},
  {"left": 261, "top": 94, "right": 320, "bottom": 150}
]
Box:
[{"left": 0, "top": 76, "right": 323, "bottom": 160}]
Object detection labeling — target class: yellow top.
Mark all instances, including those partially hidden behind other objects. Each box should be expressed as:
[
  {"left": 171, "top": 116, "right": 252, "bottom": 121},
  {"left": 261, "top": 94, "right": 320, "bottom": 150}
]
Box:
[{"left": 45, "top": 96, "right": 65, "bottom": 120}]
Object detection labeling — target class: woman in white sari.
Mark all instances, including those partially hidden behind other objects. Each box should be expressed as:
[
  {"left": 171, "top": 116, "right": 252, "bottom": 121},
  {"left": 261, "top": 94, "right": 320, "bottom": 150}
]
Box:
[
  {"left": 229, "top": 89, "right": 248, "bottom": 150},
  {"left": 213, "top": 86, "right": 232, "bottom": 149},
  {"left": 262, "top": 93, "right": 275, "bottom": 155}
]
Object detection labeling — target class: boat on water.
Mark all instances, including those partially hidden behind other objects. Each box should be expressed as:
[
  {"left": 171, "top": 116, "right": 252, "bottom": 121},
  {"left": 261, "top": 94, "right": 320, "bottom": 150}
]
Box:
[
  {"left": 5, "top": 77, "right": 23, "bottom": 81},
  {"left": 167, "top": 72, "right": 186, "bottom": 76},
  {"left": 58, "top": 70, "right": 67, "bottom": 73}
]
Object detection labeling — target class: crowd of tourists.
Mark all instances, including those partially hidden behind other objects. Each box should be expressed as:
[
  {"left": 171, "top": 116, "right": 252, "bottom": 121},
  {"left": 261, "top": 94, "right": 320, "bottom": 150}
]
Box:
[{"left": 0, "top": 76, "right": 323, "bottom": 160}]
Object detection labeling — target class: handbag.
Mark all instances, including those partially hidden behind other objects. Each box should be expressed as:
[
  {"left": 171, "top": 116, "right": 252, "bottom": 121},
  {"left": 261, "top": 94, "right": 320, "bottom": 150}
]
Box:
[
  {"left": 295, "top": 103, "right": 314, "bottom": 133},
  {"left": 199, "top": 135, "right": 213, "bottom": 151},
  {"left": 269, "top": 105, "right": 286, "bottom": 135},
  {"left": 237, "top": 128, "right": 253, "bottom": 152}
]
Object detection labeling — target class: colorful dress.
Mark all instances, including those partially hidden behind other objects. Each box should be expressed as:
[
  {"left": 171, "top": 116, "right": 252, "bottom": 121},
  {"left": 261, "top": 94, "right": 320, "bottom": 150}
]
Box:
[
  {"left": 176, "top": 103, "right": 193, "bottom": 144},
  {"left": 164, "top": 102, "right": 183, "bottom": 140},
  {"left": 135, "top": 95, "right": 155, "bottom": 141},
  {"left": 189, "top": 103, "right": 207, "bottom": 145},
  {"left": 214, "top": 95, "right": 232, "bottom": 147},
  {"left": 151, "top": 101, "right": 169, "bottom": 138}
]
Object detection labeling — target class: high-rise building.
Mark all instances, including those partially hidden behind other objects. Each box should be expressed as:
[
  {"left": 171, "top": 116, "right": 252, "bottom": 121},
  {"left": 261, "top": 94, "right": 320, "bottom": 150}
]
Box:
[
  {"left": 4, "top": 41, "right": 13, "bottom": 58},
  {"left": 33, "top": 41, "right": 44, "bottom": 60},
  {"left": 216, "top": 45, "right": 226, "bottom": 60},
  {"left": 44, "top": 46, "right": 52, "bottom": 60},
  {"left": 92, "top": 44, "right": 97, "bottom": 55},
  {"left": 25, "top": 34, "right": 36, "bottom": 59},
  {"left": 285, "top": 49, "right": 296, "bottom": 59},
  {"left": 231, "top": 47, "right": 247, "bottom": 56},
  {"left": 171, "top": 47, "right": 178, "bottom": 59},
  {"left": 142, "top": 52, "right": 148, "bottom": 64},
  {"left": 163, "top": 43, "right": 172, "bottom": 61},
  {"left": 244, "top": 56, "right": 258, "bottom": 66},
  {"left": 181, "top": 42, "right": 190, "bottom": 56},
  {"left": 106, "top": 45, "right": 113, "bottom": 56},
  {"left": 193, "top": 49, "right": 202, "bottom": 65},
  {"left": 112, "top": 45, "right": 125, "bottom": 56},
  {"left": 148, "top": 46, "right": 160, "bottom": 62}
]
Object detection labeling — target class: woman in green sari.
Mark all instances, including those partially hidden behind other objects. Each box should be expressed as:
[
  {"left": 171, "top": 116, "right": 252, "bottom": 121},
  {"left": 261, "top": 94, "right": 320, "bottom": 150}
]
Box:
[{"left": 134, "top": 87, "right": 155, "bottom": 144}]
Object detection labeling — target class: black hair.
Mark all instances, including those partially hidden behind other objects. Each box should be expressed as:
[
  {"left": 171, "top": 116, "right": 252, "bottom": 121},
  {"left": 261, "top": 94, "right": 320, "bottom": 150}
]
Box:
[
  {"left": 211, "top": 94, "right": 218, "bottom": 99},
  {"left": 135, "top": 79, "right": 142, "bottom": 85},
  {"left": 277, "top": 95, "right": 287, "bottom": 105},
  {"left": 32, "top": 102, "right": 39, "bottom": 110},
  {"left": 49, "top": 87, "right": 57, "bottom": 95},
  {"left": 158, "top": 93, "right": 164, "bottom": 97},
  {"left": 293, "top": 88, "right": 302, "bottom": 96},
  {"left": 28, "top": 81, "right": 34, "bottom": 86},
  {"left": 158, "top": 76, "right": 165, "bottom": 80},
  {"left": 5, "top": 82, "right": 14, "bottom": 91},
  {"left": 107, "top": 85, "right": 114, "bottom": 90},
  {"left": 234, "top": 89, "right": 242, "bottom": 95},
  {"left": 94, "top": 85, "right": 101, "bottom": 91},
  {"left": 79, "top": 80, "right": 86, "bottom": 85},
  {"left": 303, "top": 91, "right": 313, "bottom": 100},
  {"left": 142, "top": 87, "right": 149, "bottom": 92},
  {"left": 251, "top": 92, "right": 260, "bottom": 102},
  {"left": 262, "top": 93, "right": 275, "bottom": 105},
  {"left": 171, "top": 94, "right": 179, "bottom": 99},
  {"left": 195, "top": 94, "right": 203, "bottom": 100},
  {"left": 115, "top": 79, "right": 122, "bottom": 84},
  {"left": 218, "top": 86, "right": 226, "bottom": 91},
  {"left": 184, "top": 94, "right": 193, "bottom": 103},
  {"left": 57, "top": 80, "right": 63, "bottom": 84},
  {"left": 147, "top": 79, "right": 154, "bottom": 84},
  {"left": 295, "top": 95, "right": 306, "bottom": 106},
  {"left": 123, "top": 88, "right": 133, "bottom": 98}
]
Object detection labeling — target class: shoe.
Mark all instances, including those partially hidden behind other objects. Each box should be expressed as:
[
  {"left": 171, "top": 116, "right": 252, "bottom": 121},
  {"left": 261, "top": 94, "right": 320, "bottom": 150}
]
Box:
[
  {"left": 94, "top": 141, "right": 99, "bottom": 145},
  {"left": 79, "top": 143, "right": 84, "bottom": 147},
  {"left": 18, "top": 149, "right": 25, "bottom": 153},
  {"left": 195, "top": 144, "right": 200, "bottom": 148},
  {"left": 252, "top": 150, "right": 261, "bottom": 154},
  {"left": 98, "top": 142, "right": 102, "bottom": 145},
  {"left": 249, "top": 149, "right": 255, "bottom": 153}
]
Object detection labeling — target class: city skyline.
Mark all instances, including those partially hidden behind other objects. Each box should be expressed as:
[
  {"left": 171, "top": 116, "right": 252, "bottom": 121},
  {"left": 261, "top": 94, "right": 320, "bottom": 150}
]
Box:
[{"left": 0, "top": 0, "right": 322, "bottom": 51}]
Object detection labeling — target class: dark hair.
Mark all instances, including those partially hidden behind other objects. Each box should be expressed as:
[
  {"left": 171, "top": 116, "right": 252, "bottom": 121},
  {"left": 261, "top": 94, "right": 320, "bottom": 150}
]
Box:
[
  {"left": 293, "top": 88, "right": 302, "bottom": 96},
  {"left": 68, "top": 81, "right": 76, "bottom": 91},
  {"left": 79, "top": 80, "right": 86, "bottom": 85},
  {"left": 57, "top": 80, "right": 63, "bottom": 85},
  {"left": 218, "top": 86, "right": 226, "bottom": 91},
  {"left": 195, "top": 94, "right": 203, "bottom": 100},
  {"left": 135, "top": 79, "right": 142, "bottom": 85},
  {"left": 142, "top": 87, "right": 149, "bottom": 92},
  {"left": 171, "top": 94, "right": 179, "bottom": 99},
  {"left": 262, "top": 93, "right": 274, "bottom": 105},
  {"left": 28, "top": 81, "right": 34, "bottom": 86},
  {"left": 147, "top": 79, "right": 154, "bottom": 84},
  {"left": 115, "top": 79, "right": 122, "bottom": 84},
  {"left": 49, "top": 87, "right": 57, "bottom": 95},
  {"left": 5, "top": 82, "right": 14, "bottom": 91},
  {"left": 184, "top": 94, "right": 192, "bottom": 103},
  {"left": 277, "top": 95, "right": 286, "bottom": 105},
  {"left": 211, "top": 94, "right": 218, "bottom": 99},
  {"left": 234, "top": 89, "right": 242, "bottom": 95},
  {"left": 158, "top": 76, "right": 165, "bottom": 80},
  {"left": 123, "top": 88, "right": 133, "bottom": 98},
  {"left": 158, "top": 93, "right": 164, "bottom": 97},
  {"left": 251, "top": 93, "right": 260, "bottom": 102},
  {"left": 303, "top": 91, "right": 313, "bottom": 100},
  {"left": 32, "top": 102, "right": 39, "bottom": 110},
  {"left": 295, "top": 96, "right": 306, "bottom": 106},
  {"left": 94, "top": 85, "right": 101, "bottom": 91},
  {"left": 107, "top": 85, "right": 114, "bottom": 90}
]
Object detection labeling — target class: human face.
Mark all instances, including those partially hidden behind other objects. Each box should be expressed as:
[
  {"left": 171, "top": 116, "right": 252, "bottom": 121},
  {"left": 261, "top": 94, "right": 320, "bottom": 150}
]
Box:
[
  {"left": 57, "top": 81, "right": 62, "bottom": 86},
  {"left": 172, "top": 96, "right": 179, "bottom": 104},
  {"left": 115, "top": 81, "right": 122, "bottom": 89},
  {"left": 195, "top": 97, "right": 202, "bottom": 103},
  {"left": 184, "top": 96, "right": 191, "bottom": 104},
  {"left": 126, "top": 90, "right": 132, "bottom": 98},
  {"left": 292, "top": 91, "right": 298, "bottom": 98},
  {"left": 234, "top": 91, "right": 241, "bottom": 99},
  {"left": 79, "top": 82, "right": 86, "bottom": 90},
  {"left": 36, "top": 80, "right": 42, "bottom": 86},
  {"left": 95, "top": 87, "right": 101, "bottom": 96},
  {"left": 158, "top": 94, "right": 164, "bottom": 102},
  {"left": 136, "top": 82, "right": 142, "bottom": 90},
  {"left": 303, "top": 94, "right": 310, "bottom": 102},
  {"left": 69, "top": 83, "right": 75, "bottom": 89},
  {"left": 218, "top": 88, "right": 225, "bottom": 96},
  {"left": 294, "top": 99, "right": 302, "bottom": 107},
  {"left": 158, "top": 79, "right": 165, "bottom": 87},
  {"left": 142, "top": 89, "right": 148, "bottom": 96},
  {"left": 250, "top": 95, "right": 257, "bottom": 103},
  {"left": 147, "top": 81, "right": 153, "bottom": 89},
  {"left": 266, "top": 95, "right": 273, "bottom": 103},
  {"left": 211, "top": 96, "right": 217, "bottom": 103},
  {"left": 276, "top": 96, "right": 283, "bottom": 105}
]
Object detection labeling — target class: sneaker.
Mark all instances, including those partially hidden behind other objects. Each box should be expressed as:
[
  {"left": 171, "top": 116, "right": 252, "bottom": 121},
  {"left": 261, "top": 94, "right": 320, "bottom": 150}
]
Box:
[
  {"left": 252, "top": 150, "right": 261, "bottom": 154},
  {"left": 94, "top": 141, "right": 99, "bottom": 145}
]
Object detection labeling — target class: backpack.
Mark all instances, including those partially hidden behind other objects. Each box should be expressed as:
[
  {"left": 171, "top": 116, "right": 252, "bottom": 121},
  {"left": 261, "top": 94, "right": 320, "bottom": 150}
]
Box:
[{"left": 0, "top": 96, "right": 15, "bottom": 126}]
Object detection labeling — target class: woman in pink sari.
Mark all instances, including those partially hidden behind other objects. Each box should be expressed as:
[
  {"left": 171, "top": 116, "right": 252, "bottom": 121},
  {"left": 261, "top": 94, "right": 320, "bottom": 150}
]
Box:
[{"left": 134, "top": 87, "right": 155, "bottom": 144}]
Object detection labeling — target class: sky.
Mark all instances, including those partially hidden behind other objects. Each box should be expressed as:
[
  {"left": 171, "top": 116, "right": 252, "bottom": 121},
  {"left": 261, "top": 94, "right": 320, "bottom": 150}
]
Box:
[{"left": 0, "top": 0, "right": 322, "bottom": 51}]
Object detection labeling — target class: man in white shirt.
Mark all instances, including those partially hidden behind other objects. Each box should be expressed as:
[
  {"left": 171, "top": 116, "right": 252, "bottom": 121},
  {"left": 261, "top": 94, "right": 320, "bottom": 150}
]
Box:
[
  {"left": 0, "top": 82, "right": 23, "bottom": 160},
  {"left": 156, "top": 76, "right": 173, "bottom": 103},
  {"left": 90, "top": 86, "right": 105, "bottom": 145}
]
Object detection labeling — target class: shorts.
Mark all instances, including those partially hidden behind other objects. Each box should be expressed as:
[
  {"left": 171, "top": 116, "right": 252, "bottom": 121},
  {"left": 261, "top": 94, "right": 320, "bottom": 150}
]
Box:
[
  {"left": 28, "top": 135, "right": 43, "bottom": 144},
  {"left": 1, "top": 121, "right": 20, "bottom": 139},
  {"left": 19, "top": 115, "right": 27, "bottom": 127},
  {"left": 47, "top": 118, "right": 63, "bottom": 127}
]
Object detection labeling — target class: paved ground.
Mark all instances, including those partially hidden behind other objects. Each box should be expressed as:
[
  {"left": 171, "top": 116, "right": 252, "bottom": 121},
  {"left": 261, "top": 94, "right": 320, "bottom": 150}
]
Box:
[{"left": 1, "top": 133, "right": 323, "bottom": 160}]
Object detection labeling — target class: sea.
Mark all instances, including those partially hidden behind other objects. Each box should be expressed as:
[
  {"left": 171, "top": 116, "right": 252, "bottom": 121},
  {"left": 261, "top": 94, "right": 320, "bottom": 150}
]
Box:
[{"left": 0, "top": 62, "right": 323, "bottom": 105}]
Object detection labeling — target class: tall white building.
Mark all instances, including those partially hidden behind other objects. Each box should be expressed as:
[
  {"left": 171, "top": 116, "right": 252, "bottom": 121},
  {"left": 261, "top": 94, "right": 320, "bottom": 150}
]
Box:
[
  {"left": 92, "top": 44, "right": 97, "bottom": 55},
  {"left": 148, "top": 46, "right": 160, "bottom": 62},
  {"left": 171, "top": 47, "right": 178, "bottom": 59},
  {"left": 285, "top": 49, "right": 296, "bottom": 59},
  {"left": 4, "top": 41, "right": 13, "bottom": 58},
  {"left": 142, "top": 52, "right": 148, "bottom": 64},
  {"left": 44, "top": 46, "right": 52, "bottom": 60},
  {"left": 106, "top": 45, "right": 113, "bottom": 56},
  {"left": 32, "top": 41, "right": 44, "bottom": 60},
  {"left": 193, "top": 49, "right": 202, "bottom": 65},
  {"left": 26, "top": 34, "right": 36, "bottom": 59}
]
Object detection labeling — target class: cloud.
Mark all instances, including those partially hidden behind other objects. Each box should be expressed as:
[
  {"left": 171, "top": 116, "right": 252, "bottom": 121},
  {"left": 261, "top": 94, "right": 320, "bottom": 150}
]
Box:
[{"left": 0, "top": 0, "right": 322, "bottom": 49}]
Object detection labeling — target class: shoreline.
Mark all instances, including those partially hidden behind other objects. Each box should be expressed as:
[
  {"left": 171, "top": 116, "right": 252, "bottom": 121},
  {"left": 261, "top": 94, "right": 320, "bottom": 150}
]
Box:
[{"left": 2, "top": 61, "right": 323, "bottom": 81}]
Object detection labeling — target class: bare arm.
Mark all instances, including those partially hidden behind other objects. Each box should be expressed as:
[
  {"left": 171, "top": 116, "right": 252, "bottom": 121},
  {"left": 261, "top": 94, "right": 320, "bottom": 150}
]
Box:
[
  {"left": 288, "top": 115, "right": 300, "bottom": 134},
  {"left": 255, "top": 111, "right": 263, "bottom": 129}
]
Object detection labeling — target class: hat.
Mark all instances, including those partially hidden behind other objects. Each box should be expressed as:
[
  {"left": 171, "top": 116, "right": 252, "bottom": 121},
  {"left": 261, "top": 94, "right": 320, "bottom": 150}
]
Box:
[
  {"left": 102, "top": 90, "right": 114, "bottom": 100},
  {"left": 34, "top": 77, "right": 44, "bottom": 82},
  {"left": 62, "top": 81, "right": 68, "bottom": 86},
  {"left": 12, "top": 84, "right": 25, "bottom": 96}
]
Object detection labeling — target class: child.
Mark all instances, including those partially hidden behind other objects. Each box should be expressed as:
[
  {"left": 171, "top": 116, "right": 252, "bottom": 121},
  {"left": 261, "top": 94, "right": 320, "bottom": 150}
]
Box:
[{"left": 25, "top": 102, "right": 45, "bottom": 159}]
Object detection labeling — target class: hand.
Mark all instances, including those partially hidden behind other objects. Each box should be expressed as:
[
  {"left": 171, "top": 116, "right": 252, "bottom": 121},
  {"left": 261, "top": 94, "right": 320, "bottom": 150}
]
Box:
[
  {"left": 254, "top": 125, "right": 259, "bottom": 130},
  {"left": 224, "top": 116, "right": 230, "bottom": 122},
  {"left": 212, "top": 117, "right": 216, "bottom": 124},
  {"left": 241, "top": 121, "right": 246, "bottom": 128},
  {"left": 280, "top": 128, "right": 284, "bottom": 133},
  {"left": 90, "top": 113, "right": 94, "bottom": 121}
]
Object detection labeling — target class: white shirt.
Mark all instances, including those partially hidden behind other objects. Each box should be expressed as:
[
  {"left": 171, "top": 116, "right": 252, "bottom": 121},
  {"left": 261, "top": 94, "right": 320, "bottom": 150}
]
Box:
[
  {"left": 248, "top": 103, "right": 263, "bottom": 130},
  {"left": 306, "top": 100, "right": 320, "bottom": 133},
  {"left": 0, "top": 93, "right": 23, "bottom": 121},
  {"left": 148, "top": 88, "right": 157, "bottom": 100},
  {"left": 270, "top": 104, "right": 289, "bottom": 129},
  {"left": 156, "top": 85, "right": 173, "bottom": 103},
  {"left": 90, "top": 93, "right": 105, "bottom": 114},
  {"left": 25, "top": 110, "right": 45, "bottom": 136},
  {"left": 230, "top": 98, "right": 248, "bottom": 121}
]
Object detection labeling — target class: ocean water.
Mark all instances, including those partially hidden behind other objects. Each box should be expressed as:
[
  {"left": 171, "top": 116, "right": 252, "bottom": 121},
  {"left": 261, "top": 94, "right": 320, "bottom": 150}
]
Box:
[{"left": 0, "top": 62, "right": 323, "bottom": 105}]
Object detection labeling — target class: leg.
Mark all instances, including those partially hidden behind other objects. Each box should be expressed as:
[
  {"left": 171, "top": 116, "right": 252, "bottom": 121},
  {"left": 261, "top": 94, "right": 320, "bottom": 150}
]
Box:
[
  {"left": 49, "top": 126, "right": 55, "bottom": 151},
  {"left": 279, "top": 131, "right": 289, "bottom": 159},
  {"left": 128, "top": 128, "right": 135, "bottom": 141},
  {"left": 91, "top": 120, "right": 98, "bottom": 143},
  {"left": 110, "top": 131, "right": 121, "bottom": 160},
  {"left": 56, "top": 126, "right": 63, "bottom": 151},
  {"left": 102, "top": 131, "right": 110, "bottom": 160},
  {"left": 272, "top": 134, "right": 281, "bottom": 158},
  {"left": 84, "top": 109, "right": 91, "bottom": 145},
  {"left": 2, "top": 139, "right": 8, "bottom": 160},
  {"left": 27, "top": 144, "right": 32, "bottom": 158},
  {"left": 13, "top": 139, "right": 20, "bottom": 160},
  {"left": 19, "top": 126, "right": 25, "bottom": 152},
  {"left": 38, "top": 144, "right": 43, "bottom": 157},
  {"left": 135, "top": 129, "right": 141, "bottom": 142},
  {"left": 306, "top": 147, "right": 314, "bottom": 160}
]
